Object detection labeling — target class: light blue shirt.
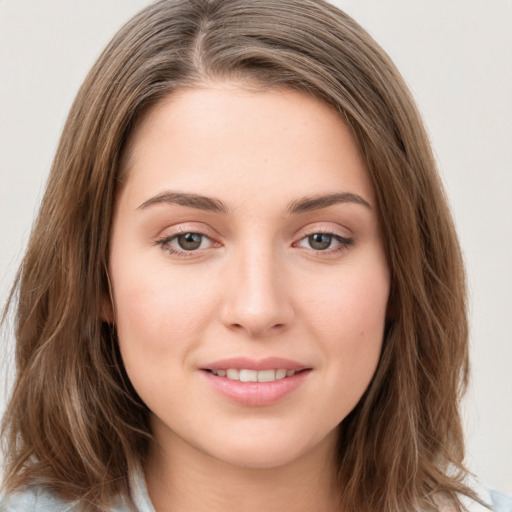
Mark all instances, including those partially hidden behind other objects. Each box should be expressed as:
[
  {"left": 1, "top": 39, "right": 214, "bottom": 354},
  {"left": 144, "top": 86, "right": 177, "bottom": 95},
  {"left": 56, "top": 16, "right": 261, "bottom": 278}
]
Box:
[{"left": 1, "top": 467, "right": 511, "bottom": 511}]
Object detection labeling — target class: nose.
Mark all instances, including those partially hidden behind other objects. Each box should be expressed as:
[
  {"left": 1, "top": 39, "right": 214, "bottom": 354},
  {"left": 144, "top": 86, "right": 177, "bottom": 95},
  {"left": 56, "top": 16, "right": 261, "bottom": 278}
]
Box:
[{"left": 220, "top": 245, "right": 295, "bottom": 337}]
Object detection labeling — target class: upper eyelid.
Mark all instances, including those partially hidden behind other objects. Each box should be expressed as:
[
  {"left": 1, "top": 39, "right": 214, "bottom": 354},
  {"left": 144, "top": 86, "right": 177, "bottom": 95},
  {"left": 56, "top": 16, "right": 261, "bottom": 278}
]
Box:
[
  {"left": 155, "top": 222, "right": 218, "bottom": 240},
  {"left": 295, "top": 224, "right": 352, "bottom": 240},
  {"left": 154, "top": 222, "right": 353, "bottom": 244}
]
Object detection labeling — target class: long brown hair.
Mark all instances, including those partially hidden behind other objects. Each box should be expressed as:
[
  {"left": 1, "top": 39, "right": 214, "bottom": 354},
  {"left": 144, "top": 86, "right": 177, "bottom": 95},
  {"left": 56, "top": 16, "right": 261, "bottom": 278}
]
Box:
[{"left": 1, "top": 1, "right": 477, "bottom": 510}]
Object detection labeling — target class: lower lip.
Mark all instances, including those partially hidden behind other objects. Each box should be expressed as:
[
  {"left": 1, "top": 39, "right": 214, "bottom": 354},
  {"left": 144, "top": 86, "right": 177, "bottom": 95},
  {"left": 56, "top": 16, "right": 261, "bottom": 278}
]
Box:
[{"left": 202, "top": 370, "right": 311, "bottom": 407}]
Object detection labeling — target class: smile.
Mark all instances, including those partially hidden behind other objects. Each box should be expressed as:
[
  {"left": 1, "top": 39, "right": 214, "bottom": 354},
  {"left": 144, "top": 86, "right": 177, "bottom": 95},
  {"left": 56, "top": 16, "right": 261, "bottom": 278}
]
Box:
[
  {"left": 208, "top": 368, "right": 299, "bottom": 382},
  {"left": 202, "top": 362, "right": 311, "bottom": 406}
]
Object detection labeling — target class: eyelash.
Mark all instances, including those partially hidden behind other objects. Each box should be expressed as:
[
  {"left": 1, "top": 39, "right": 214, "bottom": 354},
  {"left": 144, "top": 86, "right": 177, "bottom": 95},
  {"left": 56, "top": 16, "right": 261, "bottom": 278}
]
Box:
[{"left": 156, "top": 230, "right": 354, "bottom": 258}]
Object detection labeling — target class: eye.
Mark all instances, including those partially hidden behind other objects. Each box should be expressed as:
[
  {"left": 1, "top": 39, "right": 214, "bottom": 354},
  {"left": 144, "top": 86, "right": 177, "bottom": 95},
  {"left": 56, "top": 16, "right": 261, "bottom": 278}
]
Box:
[
  {"left": 157, "top": 231, "right": 214, "bottom": 255},
  {"left": 174, "top": 232, "right": 205, "bottom": 251},
  {"left": 306, "top": 233, "right": 334, "bottom": 251},
  {"left": 296, "top": 232, "right": 353, "bottom": 252}
]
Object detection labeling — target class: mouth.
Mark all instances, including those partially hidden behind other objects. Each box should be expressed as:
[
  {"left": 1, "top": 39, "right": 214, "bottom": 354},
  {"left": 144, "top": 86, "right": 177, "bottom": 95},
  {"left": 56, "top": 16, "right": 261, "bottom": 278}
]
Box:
[
  {"left": 204, "top": 368, "right": 309, "bottom": 382},
  {"left": 200, "top": 357, "right": 312, "bottom": 406}
]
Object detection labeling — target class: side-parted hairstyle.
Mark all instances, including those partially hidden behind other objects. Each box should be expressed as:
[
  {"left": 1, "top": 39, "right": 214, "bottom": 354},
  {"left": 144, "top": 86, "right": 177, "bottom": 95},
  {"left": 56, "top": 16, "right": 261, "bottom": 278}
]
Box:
[{"left": 1, "top": 1, "right": 476, "bottom": 511}]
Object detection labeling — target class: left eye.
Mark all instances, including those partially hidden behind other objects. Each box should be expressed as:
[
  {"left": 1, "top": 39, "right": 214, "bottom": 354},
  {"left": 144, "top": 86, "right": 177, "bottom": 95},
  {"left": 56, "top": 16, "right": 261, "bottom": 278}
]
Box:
[
  {"left": 297, "top": 233, "right": 351, "bottom": 251},
  {"left": 175, "top": 233, "right": 205, "bottom": 250}
]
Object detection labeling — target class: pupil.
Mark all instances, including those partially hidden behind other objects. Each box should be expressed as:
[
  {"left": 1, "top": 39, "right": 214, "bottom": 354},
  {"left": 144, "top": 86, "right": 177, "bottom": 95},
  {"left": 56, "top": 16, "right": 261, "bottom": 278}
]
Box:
[
  {"left": 309, "top": 233, "right": 331, "bottom": 250},
  {"left": 178, "top": 233, "right": 202, "bottom": 250}
]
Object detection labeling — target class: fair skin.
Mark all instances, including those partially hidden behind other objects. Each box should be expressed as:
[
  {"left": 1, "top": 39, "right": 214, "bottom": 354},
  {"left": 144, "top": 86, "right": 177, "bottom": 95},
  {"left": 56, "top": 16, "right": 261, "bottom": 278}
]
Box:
[{"left": 108, "top": 82, "right": 390, "bottom": 512}]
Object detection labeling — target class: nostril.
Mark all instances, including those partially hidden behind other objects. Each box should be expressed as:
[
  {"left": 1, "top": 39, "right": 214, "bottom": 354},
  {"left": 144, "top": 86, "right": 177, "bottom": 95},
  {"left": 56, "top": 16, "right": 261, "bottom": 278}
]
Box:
[{"left": 229, "top": 321, "right": 286, "bottom": 333}]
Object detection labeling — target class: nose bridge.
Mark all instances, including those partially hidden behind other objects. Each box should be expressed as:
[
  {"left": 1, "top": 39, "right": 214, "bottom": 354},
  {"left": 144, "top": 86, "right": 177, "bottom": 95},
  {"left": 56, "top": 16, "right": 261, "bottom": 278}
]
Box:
[{"left": 221, "top": 239, "right": 293, "bottom": 336}]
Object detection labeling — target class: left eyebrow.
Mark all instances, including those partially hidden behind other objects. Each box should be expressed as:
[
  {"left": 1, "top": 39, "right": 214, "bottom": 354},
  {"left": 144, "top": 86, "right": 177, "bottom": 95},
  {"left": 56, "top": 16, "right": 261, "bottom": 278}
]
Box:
[{"left": 286, "top": 192, "right": 372, "bottom": 214}]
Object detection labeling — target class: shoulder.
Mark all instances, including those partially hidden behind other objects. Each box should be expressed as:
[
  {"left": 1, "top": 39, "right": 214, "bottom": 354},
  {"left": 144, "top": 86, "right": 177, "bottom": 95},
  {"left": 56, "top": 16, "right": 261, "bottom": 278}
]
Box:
[
  {"left": 459, "top": 480, "right": 512, "bottom": 512},
  {"left": 0, "top": 486, "right": 77, "bottom": 512},
  {"left": 0, "top": 486, "right": 132, "bottom": 512},
  {"left": 0, "top": 466, "right": 152, "bottom": 512},
  {"left": 486, "top": 488, "right": 512, "bottom": 511}
]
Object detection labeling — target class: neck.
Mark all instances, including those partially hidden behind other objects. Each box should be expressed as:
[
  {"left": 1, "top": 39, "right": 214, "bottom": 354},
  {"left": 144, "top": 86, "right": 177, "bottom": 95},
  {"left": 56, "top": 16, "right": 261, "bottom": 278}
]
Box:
[{"left": 145, "top": 430, "right": 340, "bottom": 512}]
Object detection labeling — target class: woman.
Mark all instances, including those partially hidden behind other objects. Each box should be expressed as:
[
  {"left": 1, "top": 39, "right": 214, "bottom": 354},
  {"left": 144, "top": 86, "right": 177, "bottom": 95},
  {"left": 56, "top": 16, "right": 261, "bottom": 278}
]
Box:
[{"left": 1, "top": 0, "right": 510, "bottom": 511}]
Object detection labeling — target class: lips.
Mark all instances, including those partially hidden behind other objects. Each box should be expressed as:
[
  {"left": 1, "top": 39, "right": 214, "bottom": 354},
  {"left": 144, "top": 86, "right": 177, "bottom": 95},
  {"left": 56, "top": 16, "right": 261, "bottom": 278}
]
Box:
[
  {"left": 200, "top": 357, "right": 312, "bottom": 406},
  {"left": 209, "top": 368, "right": 299, "bottom": 382},
  {"left": 202, "top": 356, "right": 309, "bottom": 372}
]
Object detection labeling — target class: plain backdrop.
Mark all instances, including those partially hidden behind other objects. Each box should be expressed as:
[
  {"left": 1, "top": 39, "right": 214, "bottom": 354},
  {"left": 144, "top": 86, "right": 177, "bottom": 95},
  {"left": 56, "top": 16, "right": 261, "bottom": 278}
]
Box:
[{"left": 1, "top": 0, "right": 511, "bottom": 494}]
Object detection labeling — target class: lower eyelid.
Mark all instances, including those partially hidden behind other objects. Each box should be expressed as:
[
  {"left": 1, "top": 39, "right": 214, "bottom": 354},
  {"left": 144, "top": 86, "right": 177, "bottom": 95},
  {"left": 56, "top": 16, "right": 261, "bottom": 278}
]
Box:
[{"left": 317, "top": 238, "right": 353, "bottom": 254}]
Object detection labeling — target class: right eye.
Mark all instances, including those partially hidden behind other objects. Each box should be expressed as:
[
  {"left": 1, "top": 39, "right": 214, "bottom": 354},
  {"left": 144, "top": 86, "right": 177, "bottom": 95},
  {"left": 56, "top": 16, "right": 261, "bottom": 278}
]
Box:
[{"left": 157, "top": 232, "right": 215, "bottom": 256}]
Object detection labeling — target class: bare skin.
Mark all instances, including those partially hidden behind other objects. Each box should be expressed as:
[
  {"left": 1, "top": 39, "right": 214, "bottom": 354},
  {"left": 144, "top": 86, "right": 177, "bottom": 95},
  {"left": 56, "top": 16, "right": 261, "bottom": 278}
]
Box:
[{"left": 146, "top": 427, "right": 339, "bottom": 512}]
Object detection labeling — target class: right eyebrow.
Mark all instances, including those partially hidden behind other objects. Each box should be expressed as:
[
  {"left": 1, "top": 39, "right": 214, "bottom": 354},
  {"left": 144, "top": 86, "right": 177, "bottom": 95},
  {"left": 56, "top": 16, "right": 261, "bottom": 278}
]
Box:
[{"left": 137, "top": 191, "right": 229, "bottom": 214}]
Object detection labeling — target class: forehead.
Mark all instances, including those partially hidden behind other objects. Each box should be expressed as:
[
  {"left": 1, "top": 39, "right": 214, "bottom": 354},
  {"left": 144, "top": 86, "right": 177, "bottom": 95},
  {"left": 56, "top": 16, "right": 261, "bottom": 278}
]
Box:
[{"left": 120, "top": 83, "right": 375, "bottom": 212}]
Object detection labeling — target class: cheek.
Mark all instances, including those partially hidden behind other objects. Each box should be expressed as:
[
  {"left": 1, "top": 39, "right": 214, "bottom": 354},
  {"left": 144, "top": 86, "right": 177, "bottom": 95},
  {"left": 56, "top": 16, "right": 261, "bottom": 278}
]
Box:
[
  {"left": 110, "top": 258, "right": 221, "bottom": 380},
  {"left": 302, "top": 259, "right": 389, "bottom": 397},
  {"left": 110, "top": 267, "right": 219, "bottom": 414},
  {"left": 305, "top": 259, "right": 389, "bottom": 339},
  {"left": 113, "top": 257, "right": 213, "bottom": 333}
]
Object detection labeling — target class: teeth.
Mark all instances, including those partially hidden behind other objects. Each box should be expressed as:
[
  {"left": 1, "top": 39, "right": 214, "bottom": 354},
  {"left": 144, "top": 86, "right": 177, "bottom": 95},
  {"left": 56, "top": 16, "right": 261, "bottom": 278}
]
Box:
[
  {"left": 239, "top": 369, "right": 257, "bottom": 382},
  {"left": 211, "top": 368, "right": 299, "bottom": 382},
  {"left": 257, "top": 369, "right": 275, "bottom": 382},
  {"left": 276, "top": 369, "right": 287, "bottom": 379},
  {"left": 226, "top": 369, "right": 239, "bottom": 380}
]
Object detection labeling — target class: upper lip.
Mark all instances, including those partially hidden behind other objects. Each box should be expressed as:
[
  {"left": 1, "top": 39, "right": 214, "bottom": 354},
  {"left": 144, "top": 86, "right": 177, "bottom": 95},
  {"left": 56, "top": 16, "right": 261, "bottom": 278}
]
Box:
[{"left": 202, "top": 357, "right": 310, "bottom": 372}]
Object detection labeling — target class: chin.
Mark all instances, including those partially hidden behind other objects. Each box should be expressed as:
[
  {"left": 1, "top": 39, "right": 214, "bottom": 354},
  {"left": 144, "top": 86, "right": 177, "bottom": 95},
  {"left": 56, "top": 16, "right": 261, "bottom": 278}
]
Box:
[
  {"left": 197, "top": 423, "right": 338, "bottom": 471},
  {"left": 212, "top": 444, "right": 301, "bottom": 470}
]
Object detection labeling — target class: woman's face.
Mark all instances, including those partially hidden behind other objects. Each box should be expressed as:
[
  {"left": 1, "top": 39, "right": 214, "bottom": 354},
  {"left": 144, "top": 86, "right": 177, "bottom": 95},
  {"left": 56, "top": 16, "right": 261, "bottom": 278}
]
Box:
[{"left": 108, "top": 83, "right": 390, "bottom": 469}]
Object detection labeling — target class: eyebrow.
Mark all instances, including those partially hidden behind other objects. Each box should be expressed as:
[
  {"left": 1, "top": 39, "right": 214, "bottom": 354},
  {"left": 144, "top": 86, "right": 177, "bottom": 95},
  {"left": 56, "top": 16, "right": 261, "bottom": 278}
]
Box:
[
  {"left": 137, "top": 190, "right": 371, "bottom": 214},
  {"left": 286, "top": 192, "right": 371, "bottom": 214},
  {"left": 137, "top": 191, "right": 229, "bottom": 213}
]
